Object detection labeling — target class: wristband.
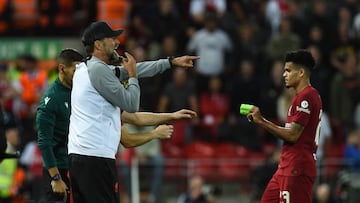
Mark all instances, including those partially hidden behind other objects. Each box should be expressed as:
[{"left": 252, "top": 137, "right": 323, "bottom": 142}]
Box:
[
  {"left": 167, "top": 56, "right": 175, "bottom": 68},
  {"left": 240, "top": 104, "right": 254, "bottom": 115},
  {"left": 51, "top": 173, "right": 61, "bottom": 181}
]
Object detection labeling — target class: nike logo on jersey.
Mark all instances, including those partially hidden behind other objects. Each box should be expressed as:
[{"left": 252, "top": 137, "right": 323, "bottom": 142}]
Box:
[
  {"left": 64, "top": 102, "right": 68, "bottom": 109},
  {"left": 44, "top": 97, "right": 51, "bottom": 105}
]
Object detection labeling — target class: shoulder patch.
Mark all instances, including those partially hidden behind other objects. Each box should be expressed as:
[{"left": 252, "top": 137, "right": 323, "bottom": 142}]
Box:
[
  {"left": 297, "top": 100, "right": 310, "bottom": 114},
  {"left": 301, "top": 100, "right": 309, "bottom": 108}
]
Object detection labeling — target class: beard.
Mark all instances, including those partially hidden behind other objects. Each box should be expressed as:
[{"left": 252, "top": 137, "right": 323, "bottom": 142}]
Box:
[{"left": 108, "top": 50, "right": 122, "bottom": 65}]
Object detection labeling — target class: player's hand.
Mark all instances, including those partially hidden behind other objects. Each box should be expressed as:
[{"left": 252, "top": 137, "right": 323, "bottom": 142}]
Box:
[
  {"left": 173, "top": 109, "right": 198, "bottom": 120},
  {"left": 51, "top": 179, "right": 68, "bottom": 202},
  {"left": 171, "top": 55, "right": 200, "bottom": 68},
  {"left": 122, "top": 52, "right": 137, "bottom": 78},
  {"left": 247, "top": 106, "right": 262, "bottom": 123},
  {"left": 153, "top": 124, "right": 174, "bottom": 139}
]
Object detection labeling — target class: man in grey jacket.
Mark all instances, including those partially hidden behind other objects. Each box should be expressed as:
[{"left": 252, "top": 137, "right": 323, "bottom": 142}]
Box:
[{"left": 68, "top": 21, "right": 199, "bottom": 203}]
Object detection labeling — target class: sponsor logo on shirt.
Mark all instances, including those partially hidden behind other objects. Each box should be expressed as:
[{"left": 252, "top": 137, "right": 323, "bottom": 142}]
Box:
[{"left": 44, "top": 96, "right": 51, "bottom": 105}]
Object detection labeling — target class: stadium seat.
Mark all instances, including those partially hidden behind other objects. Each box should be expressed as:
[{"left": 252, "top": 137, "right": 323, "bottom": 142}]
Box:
[
  {"left": 215, "top": 143, "right": 251, "bottom": 180},
  {"left": 185, "top": 141, "right": 216, "bottom": 179},
  {"left": 162, "top": 144, "right": 187, "bottom": 179}
]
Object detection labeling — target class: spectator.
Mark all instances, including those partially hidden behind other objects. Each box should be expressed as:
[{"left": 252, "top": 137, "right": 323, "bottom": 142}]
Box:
[
  {"left": 0, "top": 63, "right": 17, "bottom": 117},
  {"left": 285, "top": 0, "right": 307, "bottom": 38},
  {"left": 187, "top": 10, "right": 233, "bottom": 94},
  {"left": 342, "top": 129, "right": 360, "bottom": 203},
  {"left": 303, "top": 0, "right": 332, "bottom": 44},
  {"left": 276, "top": 87, "right": 295, "bottom": 125},
  {"left": 221, "top": 0, "right": 248, "bottom": 40},
  {"left": 265, "top": 0, "right": 281, "bottom": 36},
  {"left": 313, "top": 183, "right": 336, "bottom": 203},
  {"left": 344, "top": 130, "right": 360, "bottom": 171},
  {"left": 302, "top": 24, "right": 330, "bottom": 66},
  {"left": 265, "top": 16, "right": 301, "bottom": 62},
  {"left": 260, "top": 59, "right": 285, "bottom": 121},
  {"left": 329, "top": 53, "right": 360, "bottom": 138},
  {"left": 355, "top": 102, "right": 360, "bottom": 130},
  {"left": 0, "top": 103, "right": 6, "bottom": 160},
  {"left": 189, "top": 0, "right": 227, "bottom": 24},
  {"left": 228, "top": 58, "right": 259, "bottom": 116},
  {"left": 316, "top": 112, "right": 332, "bottom": 183},
  {"left": 329, "top": 5, "right": 357, "bottom": 73},
  {"left": 353, "top": 10, "right": 360, "bottom": 52},
  {"left": 158, "top": 67, "right": 199, "bottom": 114},
  {"left": 149, "top": 0, "right": 185, "bottom": 50},
  {"left": 177, "top": 174, "right": 216, "bottom": 203},
  {"left": 226, "top": 58, "right": 261, "bottom": 150},
  {"left": 307, "top": 44, "right": 333, "bottom": 111},
  {"left": 127, "top": 13, "right": 153, "bottom": 49},
  {"left": 18, "top": 141, "right": 43, "bottom": 201},
  {"left": 0, "top": 115, "right": 23, "bottom": 203},
  {"left": 232, "top": 22, "right": 263, "bottom": 70},
  {"left": 199, "top": 76, "right": 229, "bottom": 141},
  {"left": 157, "top": 67, "right": 199, "bottom": 144},
  {"left": 12, "top": 54, "right": 48, "bottom": 149},
  {"left": 151, "top": 34, "right": 181, "bottom": 88}
]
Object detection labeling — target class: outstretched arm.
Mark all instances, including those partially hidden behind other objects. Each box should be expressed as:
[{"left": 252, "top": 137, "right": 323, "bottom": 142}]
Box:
[
  {"left": 170, "top": 55, "right": 200, "bottom": 68},
  {"left": 121, "top": 109, "right": 197, "bottom": 126},
  {"left": 118, "top": 55, "right": 200, "bottom": 80},
  {"left": 120, "top": 124, "right": 173, "bottom": 148}
]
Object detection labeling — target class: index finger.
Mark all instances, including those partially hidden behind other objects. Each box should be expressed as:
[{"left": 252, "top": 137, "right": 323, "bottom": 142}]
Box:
[
  {"left": 124, "top": 52, "right": 134, "bottom": 60},
  {"left": 181, "top": 109, "right": 198, "bottom": 117},
  {"left": 187, "top": 56, "right": 200, "bottom": 60}
]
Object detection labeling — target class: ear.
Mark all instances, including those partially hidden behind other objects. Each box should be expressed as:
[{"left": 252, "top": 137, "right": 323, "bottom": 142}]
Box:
[
  {"left": 299, "top": 68, "right": 305, "bottom": 77},
  {"left": 58, "top": 64, "right": 65, "bottom": 73},
  {"left": 94, "top": 40, "right": 103, "bottom": 50}
]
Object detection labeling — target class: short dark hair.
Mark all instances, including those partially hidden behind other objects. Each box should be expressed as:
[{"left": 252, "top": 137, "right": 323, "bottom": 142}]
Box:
[
  {"left": 284, "top": 49, "right": 315, "bottom": 71},
  {"left": 57, "top": 49, "right": 84, "bottom": 66}
]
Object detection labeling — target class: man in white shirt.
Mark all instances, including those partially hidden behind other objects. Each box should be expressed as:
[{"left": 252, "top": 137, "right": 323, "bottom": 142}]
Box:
[{"left": 68, "top": 21, "right": 198, "bottom": 203}]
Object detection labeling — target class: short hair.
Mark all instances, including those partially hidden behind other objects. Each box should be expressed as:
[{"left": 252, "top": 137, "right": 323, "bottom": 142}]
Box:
[
  {"left": 284, "top": 49, "right": 316, "bottom": 72},
  {"left": 57, "top": 49, "right": 84, "bottom": 67}
]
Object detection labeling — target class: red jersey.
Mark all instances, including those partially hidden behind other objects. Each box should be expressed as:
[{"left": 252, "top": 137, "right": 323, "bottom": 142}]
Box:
[{"left": 278, "top": 86, "right": 322, "bottom": 177}]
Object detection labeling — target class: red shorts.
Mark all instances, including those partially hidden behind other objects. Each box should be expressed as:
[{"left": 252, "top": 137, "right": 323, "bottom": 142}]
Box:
[{"left": 260, "top": 174, "right": 315, "bottom": 203}]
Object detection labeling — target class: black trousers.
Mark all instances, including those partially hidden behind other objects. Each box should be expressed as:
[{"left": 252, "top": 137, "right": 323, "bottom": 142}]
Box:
[
  {"left": 69, "top": 154, "right": 119, "bottom": 203},
  {"left": 40, "top": 167, "right": 70, "bottom": 203}
]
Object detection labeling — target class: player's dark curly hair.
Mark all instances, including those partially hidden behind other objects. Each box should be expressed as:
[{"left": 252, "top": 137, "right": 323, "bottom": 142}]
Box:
[{"left": 284, "top": 49, "right": 316, "bottom": 72}]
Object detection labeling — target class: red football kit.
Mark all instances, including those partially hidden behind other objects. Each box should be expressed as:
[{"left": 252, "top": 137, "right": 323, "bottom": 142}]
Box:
[{"left": 261, "top": 86, "right": 322, "bottom": 203}]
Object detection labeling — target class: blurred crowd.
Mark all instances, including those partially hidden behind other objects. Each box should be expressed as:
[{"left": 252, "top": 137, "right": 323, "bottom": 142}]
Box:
[{"left": 1, "top": 0, "right": 360, "bottom": 202}]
